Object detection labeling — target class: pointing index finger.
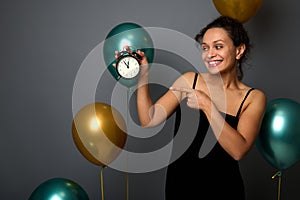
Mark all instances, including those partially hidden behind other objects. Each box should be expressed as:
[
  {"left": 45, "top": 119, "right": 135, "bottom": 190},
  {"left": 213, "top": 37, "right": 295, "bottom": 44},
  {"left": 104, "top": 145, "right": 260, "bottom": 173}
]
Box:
[{"left": 170, "top": 86, "right": 193, "bottom": 93}]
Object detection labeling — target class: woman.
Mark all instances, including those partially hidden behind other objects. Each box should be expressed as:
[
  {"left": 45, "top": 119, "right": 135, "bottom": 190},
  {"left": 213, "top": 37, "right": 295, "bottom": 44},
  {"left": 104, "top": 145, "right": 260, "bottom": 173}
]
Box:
[{"left": 117, "top": 16, "right": 266, "bottom": 199}]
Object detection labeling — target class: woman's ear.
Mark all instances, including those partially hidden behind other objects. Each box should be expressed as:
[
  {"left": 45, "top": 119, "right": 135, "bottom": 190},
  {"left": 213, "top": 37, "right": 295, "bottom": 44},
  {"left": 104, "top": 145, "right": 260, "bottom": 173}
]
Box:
[{"left": 236, "top": 44, "right": 246, "bottom": 60}]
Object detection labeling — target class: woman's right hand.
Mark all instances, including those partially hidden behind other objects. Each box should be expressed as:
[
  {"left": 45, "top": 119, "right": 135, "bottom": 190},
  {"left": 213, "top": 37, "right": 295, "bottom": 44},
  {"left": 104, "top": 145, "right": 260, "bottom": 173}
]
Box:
[
  {"left": 113, "top": 46, "right": 150, "bottom": 86},
  {"left": 136, "top": 49, "right": 149, "bottom": 66},
  {"left": 136, "top": 49, "right": 150, "bottom": 79},
  {"left": 113, "top": 46, "right": 149, "bottom": 71}
]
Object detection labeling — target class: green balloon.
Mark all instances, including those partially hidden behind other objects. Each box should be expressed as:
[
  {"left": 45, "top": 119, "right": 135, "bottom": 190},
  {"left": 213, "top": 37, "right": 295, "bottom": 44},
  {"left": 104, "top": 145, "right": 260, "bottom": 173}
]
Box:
[
  {"left": 103, "top": 22, "right": 154, "bottom": 88},
  {"left": 256, "top": 98, "right": 300, "bottom": 170},
  {"left": 29, "top": 178, "right": 89, "bottom": 200}
]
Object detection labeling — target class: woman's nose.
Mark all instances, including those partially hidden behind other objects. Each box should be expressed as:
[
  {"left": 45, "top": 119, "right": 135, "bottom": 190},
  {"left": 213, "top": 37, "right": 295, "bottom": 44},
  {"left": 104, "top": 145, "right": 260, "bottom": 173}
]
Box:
[{"left": 207, "top": 49, "right": 216, "bottom": 59}]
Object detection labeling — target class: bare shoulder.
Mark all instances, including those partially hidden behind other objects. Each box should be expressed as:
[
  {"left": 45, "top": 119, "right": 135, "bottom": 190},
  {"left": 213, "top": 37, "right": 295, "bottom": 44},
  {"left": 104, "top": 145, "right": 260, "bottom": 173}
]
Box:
[
  {"left": 250, "top": 88, "right": 267, "bottom": 102},
  {"left": 248, "top": 88, "right": 267, "bottom": 111},
  {"left": 173, "top": 71, "right": 198, "bottom": 88},
  {"left": 239, "top": 82, "right": 266, "bottom": 102},
  {"left": 181, "top": 71, "right": 198, "bottom": 80}
]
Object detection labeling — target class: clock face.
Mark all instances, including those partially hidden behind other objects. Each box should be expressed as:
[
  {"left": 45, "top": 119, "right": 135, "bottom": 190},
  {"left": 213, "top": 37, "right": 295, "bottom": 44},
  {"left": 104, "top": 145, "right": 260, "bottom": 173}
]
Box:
[{"left": 116, "top": 55, "right": 140, "bottom": 79}]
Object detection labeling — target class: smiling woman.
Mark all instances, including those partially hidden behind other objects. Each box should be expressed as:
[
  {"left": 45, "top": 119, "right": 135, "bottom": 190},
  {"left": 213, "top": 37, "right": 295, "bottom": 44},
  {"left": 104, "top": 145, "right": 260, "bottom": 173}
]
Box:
[
  {"left": 195, "top": 16, "right": 251, "bottom": 81},
  {"left": 130, "top": 16, "right": 267, "bottom": 199}
]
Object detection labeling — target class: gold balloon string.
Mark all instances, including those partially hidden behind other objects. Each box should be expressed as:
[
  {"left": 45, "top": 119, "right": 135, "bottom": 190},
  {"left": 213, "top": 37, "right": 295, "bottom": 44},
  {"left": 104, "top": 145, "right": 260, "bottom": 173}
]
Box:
[
  {"left": 126, "top": 172, "right": 129, "bottom": 200},
  {"left": 126, "top": 87, "right": 133, "bottom": 200},
  {"left": 126, "top": 87, "right": 134, "bottom": 128},
  {"left": 272, "top": 170, "right": 282, "bottom": 200},
  {"left": 100, "top": 167, "right": 105, "bottom": 200}
]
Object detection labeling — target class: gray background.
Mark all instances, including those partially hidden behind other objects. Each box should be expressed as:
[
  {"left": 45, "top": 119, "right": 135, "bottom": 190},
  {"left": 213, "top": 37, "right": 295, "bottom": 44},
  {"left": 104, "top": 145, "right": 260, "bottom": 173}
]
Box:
[{"left": 1, "top": 0, "right": 300, "bottom": 199}]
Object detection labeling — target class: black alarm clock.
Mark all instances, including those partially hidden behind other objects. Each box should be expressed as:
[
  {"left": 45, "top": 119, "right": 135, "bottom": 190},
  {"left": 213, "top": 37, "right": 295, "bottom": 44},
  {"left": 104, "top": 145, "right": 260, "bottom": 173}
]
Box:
[{"left": 115, "top": 49, "right": 142, "bottom": 79}]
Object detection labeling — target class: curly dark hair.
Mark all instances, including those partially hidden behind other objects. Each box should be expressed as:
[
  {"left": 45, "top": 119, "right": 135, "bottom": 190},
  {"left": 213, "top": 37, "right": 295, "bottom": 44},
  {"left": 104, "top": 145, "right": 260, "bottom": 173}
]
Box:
[{"left": 195, "top": 16, "right": 251, "bottom": 80}]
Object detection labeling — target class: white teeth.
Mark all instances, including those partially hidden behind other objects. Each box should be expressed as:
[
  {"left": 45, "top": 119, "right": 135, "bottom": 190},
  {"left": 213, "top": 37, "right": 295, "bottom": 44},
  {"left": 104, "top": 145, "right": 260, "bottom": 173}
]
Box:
[
  {"left": 208, "top": 61, "right": 220, "bottom": 67},
  {"left": 208, "top": 61, "right": 218, "bottom": 66}
]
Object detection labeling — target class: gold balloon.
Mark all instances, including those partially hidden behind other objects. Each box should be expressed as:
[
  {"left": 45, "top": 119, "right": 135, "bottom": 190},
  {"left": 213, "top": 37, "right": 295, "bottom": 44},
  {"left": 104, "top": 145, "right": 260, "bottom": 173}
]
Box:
[
  {"left": 212, "top": 0, "right": 263, "bottom": 23},
  {"left": 72, "top": 102, "right": 127, "bottom": 167}
]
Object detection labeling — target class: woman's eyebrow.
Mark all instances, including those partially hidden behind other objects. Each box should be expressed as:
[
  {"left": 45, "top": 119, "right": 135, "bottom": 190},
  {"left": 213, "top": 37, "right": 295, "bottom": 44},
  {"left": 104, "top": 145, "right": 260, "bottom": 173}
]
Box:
[{"left": 202, "top": 39, "right": 225, "bottom": 45}]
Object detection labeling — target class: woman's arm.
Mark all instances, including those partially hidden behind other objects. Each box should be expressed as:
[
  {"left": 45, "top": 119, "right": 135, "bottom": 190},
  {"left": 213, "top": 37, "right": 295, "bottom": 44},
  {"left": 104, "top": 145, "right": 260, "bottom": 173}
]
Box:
[
  {"left": 136, "top": 51, "right": 196, "bottom": 127},
  {"left": 170, "top": 86, "right": 267, "bottom": 160},
  {"left": 214, "top": 89, "right": 267, "bottom": 160}
]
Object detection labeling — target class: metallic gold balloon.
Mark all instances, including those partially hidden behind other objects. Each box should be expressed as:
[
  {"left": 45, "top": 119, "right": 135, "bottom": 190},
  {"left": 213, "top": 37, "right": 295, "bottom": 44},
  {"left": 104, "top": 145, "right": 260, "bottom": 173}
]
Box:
[
  {"left": 256, "top": 98, "right": 300, "bottom": 170},
  {"left": 29, "top": 178, "right": 89, "bottom": 200},
  {"left": 72, "top": 102, "right": 127, "bottom": 167},
  {"left": 212, "top": 0, "right": 263, "bottom": 23}
]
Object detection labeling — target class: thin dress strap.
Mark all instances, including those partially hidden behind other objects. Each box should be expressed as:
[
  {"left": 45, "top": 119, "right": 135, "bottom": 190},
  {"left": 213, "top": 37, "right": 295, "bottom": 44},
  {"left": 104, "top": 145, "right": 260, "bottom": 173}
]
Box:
[
  {"left": 192, "top": 73, "right": 198, "bottom": 89},
  {"left": 235, "top": 88, "right": 255, "bottom": 118},
  {"left": 174, "top": 73, "right": 198, "bottom": 135}
]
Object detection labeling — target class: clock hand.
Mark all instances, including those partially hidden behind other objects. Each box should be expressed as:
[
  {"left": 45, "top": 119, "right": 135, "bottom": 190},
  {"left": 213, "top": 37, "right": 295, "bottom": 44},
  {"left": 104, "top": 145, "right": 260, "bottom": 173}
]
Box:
[{"left": 123, "top": 60, "right": 129, "bottom": 68}]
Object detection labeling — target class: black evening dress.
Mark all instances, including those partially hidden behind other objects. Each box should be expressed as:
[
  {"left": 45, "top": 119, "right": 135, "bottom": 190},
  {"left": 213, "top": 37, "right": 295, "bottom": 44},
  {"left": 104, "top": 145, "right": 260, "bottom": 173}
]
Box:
[{"left": 165, "top": 73, "right": 254, "bottom": 200}]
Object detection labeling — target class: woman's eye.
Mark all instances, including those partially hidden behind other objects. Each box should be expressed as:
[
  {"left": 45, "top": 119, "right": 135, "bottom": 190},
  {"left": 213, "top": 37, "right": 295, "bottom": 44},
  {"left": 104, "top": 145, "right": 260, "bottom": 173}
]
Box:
[
  {"left": 215, "top": 45, "right": 223, "bottom": 50},
  {"left": 202, "top": 46, "right": 208, "bottom": 51}
]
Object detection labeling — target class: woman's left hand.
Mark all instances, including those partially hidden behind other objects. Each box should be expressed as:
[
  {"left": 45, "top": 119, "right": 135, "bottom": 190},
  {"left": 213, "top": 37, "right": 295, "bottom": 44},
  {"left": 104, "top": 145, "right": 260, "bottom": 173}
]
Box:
[{"left": 170, "top": 86, "right": 211, "bottom": 110}]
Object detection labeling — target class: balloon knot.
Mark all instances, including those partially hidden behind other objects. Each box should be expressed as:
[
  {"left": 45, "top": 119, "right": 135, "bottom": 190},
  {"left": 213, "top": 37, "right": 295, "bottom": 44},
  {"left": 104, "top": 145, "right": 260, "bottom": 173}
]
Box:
[{"left": 272, "top": 170, "right": 282, "bottom": 179}]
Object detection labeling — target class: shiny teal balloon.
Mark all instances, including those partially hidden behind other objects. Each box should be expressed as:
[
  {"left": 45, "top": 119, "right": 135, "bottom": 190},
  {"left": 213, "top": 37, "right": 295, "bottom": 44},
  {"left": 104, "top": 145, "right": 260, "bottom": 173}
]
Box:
[
  {"left": 103, "top": 22, "right": 154, "bottom": 88},
  {"left": 29, "top": 178, "right": 89, "bottom": 200},
  {"left": 256, "top": 98, "right": 300, "bottom": 170}
]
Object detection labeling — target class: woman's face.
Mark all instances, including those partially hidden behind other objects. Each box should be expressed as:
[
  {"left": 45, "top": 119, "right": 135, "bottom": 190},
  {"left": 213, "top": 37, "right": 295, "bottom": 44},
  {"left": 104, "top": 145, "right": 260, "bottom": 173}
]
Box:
[{"left": 201, "top": 27, "right": 238, "bottom": 75}]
